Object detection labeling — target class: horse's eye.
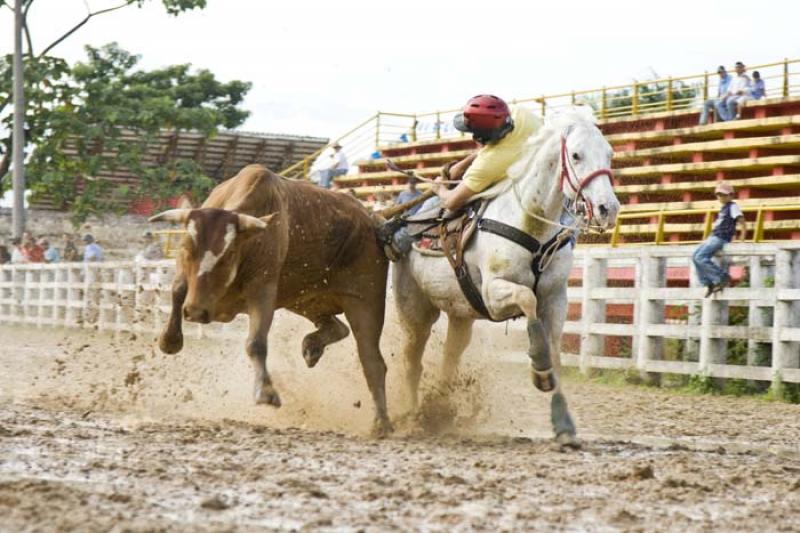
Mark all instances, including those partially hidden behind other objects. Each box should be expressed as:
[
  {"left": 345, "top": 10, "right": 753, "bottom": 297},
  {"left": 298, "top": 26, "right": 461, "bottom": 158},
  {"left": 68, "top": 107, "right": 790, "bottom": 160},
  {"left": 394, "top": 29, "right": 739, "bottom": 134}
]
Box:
[{"left": 572, "top": 152, "right": 581, "bottom": 162}]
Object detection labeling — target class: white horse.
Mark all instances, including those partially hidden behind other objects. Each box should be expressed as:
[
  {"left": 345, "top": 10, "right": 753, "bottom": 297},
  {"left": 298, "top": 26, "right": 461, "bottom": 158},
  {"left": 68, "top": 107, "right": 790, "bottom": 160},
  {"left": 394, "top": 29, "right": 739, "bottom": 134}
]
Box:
[{"left": 393, "top": 106, "right": 620, "bottom": 447}]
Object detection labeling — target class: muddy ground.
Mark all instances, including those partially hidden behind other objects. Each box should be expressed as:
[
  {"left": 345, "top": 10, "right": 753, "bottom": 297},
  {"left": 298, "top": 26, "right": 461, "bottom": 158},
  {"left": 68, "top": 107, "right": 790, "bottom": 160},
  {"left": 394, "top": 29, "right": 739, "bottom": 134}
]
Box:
[{"left": 1, "top": 317, "right": 799, "bottom": 532}]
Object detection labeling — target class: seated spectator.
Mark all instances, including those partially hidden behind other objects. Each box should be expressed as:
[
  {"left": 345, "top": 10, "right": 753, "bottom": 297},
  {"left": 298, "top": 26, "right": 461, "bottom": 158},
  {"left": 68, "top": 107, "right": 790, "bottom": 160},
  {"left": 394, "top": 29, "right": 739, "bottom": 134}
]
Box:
[
  {"left": 10, "top": 237, "right": 25, "bottom": 263},
  {"left": 750, "top": 71, "right": 765, "bottom": 100},
  {"left": 82, "top": 234, "right": 104, "bottom": 262},
  {"left": 21, "top": 232, "right": 44, "bottom": 263},
  {"left": 722, "top": 61, "right": 751, "bottom": 120},
  {"left": 135, "top": 231, "right": 164, "bottom": 261},
  {"left": 319, "top": 143, "right": 349, "bottom": 189},
  {"left": 699, "top": 65, "right": 731, "bottom": 125},
  {"left": 0, "top": 244, "right": 10, "bottom": 264},
  {"left": 62, "top": 233, "right": 80, "bottom": 262},
  {"left": 39, "top": 238, "right": 60, "bottom": 263},
  {"left": 395, "top": 176, "right": 423, "bottom": 215}
]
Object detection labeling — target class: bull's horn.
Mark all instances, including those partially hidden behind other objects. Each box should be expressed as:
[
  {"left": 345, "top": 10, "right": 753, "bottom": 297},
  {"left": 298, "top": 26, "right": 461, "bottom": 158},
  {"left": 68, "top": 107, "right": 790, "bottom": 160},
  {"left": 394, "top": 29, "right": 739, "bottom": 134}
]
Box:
[
  {"left": 238, "top": 213, "right": 268, "bottom": 232},
  {"left": 149, "top": 209, "right": 192, "bottom": 224}
]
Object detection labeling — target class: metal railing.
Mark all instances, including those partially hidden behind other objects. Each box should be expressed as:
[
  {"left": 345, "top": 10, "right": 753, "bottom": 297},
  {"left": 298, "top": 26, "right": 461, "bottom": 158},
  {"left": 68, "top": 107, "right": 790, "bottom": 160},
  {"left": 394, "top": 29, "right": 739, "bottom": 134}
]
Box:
[
  {"left": 281, "top": 58, "right": 800, "bottom": 180},
  {"left": 610, "top": 204, "right": 800, "bottom": 246}
]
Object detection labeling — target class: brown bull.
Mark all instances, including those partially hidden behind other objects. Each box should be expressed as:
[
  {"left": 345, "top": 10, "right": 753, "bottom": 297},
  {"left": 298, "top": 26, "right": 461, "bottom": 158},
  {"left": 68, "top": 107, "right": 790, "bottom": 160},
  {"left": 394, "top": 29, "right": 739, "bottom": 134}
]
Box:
[{"left": 150, "top": 164, "right": 391, "bottom": 435}]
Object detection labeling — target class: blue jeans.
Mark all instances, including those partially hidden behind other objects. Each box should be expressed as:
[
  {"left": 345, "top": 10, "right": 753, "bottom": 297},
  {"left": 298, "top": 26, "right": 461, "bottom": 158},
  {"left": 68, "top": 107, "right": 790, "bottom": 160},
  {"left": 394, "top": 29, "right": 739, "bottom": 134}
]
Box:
[
  {"left": 699, "top": 98, "right": 729, "bottom": 124},
  {"left": 692, "top": 235, "right": 730, "bottom": 287},
  {"left": 319, "top": 168, "right": 347, "bottom": 188}
]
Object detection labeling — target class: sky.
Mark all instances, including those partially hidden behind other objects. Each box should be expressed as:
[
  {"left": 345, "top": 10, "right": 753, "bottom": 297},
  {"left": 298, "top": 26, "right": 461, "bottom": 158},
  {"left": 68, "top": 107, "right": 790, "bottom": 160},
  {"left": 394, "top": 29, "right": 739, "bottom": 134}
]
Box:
[{"left": 1, "top": 0, "right": 799, "bottom": 139}]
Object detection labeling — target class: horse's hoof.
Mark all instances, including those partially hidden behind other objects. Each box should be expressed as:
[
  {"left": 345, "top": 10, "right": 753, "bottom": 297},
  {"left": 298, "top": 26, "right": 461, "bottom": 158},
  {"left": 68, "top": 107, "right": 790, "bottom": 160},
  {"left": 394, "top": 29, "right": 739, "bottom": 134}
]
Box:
[
  {"left": 255, "top": 386, "right": 282, "bottom": 407},
  {"left": 158, "top": 332, "right": 183, "bottom": 354},
  {"left": 532, "top": 368, "right": 557, "bottom": 392},
  {"left": 371, "top": 418, "right": 394, "bottom": 439},
  {"left": 554, "top": 432, "right": 581, "bottom": 451},
  {"left": 302, "top": 340, "right": 324, "bottom": 368}
]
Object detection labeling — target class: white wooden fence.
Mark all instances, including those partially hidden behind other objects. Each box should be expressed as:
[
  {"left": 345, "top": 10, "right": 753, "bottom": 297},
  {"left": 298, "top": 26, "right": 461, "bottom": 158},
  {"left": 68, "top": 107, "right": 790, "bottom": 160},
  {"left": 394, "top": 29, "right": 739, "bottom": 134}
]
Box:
[{"left": 1, "top": 244, "right": 799, "bottom": 385}]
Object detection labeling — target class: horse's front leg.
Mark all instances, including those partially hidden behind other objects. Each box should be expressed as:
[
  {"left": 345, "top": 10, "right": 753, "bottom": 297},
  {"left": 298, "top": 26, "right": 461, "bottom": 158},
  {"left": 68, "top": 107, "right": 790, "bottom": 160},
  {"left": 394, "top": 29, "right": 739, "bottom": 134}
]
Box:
[
  {"left": 158, "top": 274, "right": 186, "bottom": 354},
  {"left": 486, "top": 279, "right": 556, "bottom": 392},
  {"left": 247, "top": 284, "right": 281, "bottom": 407}
]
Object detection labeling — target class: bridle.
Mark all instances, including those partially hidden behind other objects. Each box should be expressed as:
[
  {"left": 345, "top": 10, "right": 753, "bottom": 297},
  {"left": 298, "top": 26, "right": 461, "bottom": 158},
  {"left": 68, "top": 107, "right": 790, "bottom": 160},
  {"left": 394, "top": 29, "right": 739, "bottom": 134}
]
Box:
[{"left": 559, "top": 135, "right": 615, "bottom": 228}]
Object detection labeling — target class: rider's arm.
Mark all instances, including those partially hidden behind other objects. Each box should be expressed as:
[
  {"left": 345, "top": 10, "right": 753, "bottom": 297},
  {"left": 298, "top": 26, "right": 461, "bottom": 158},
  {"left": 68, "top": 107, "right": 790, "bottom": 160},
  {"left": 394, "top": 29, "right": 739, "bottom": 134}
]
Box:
[
  {"left": 446, "top": 152, "right": 478, "bottom": 181},
  {"left": 435, "top": 181, "right": 475, "bottom": 211}
]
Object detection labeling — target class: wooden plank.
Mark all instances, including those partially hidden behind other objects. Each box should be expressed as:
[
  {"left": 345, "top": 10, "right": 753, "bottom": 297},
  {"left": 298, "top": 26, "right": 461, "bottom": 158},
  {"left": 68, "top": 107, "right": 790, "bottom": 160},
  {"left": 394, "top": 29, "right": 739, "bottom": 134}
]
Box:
[
  {"left": 707, "top": 364, "right": 773, "bottom": 381},
  {"left": 616, "top": 155, "right": 800, "bottom": 179},
  {"left": 588, "top": 323, "right": 635, "bottom": 336},
  {"left": 643, "top": 359, "right": 699, "bottom": 374}
]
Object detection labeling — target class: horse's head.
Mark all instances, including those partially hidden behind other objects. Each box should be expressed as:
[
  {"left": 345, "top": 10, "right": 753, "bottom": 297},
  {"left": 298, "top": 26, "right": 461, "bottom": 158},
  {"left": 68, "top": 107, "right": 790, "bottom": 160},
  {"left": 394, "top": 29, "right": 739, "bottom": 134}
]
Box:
[{"left": 510, "top": 106, "right": 620, "bottom": 231}]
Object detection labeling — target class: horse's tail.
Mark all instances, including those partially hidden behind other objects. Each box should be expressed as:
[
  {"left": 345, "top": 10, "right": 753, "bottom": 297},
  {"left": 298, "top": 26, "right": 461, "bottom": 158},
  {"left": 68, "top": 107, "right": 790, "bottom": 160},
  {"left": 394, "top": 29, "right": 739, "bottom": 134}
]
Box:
[{"left": 376, "top": 189, "right": 436, "bottom": 220}]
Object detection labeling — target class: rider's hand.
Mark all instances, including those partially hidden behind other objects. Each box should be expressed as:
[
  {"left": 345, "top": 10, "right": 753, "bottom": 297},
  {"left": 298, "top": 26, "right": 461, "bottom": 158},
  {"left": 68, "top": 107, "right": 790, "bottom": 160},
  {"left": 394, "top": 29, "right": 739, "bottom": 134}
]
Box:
[{"left": 432, "top": 175, "right": 445, "bottom": 195}]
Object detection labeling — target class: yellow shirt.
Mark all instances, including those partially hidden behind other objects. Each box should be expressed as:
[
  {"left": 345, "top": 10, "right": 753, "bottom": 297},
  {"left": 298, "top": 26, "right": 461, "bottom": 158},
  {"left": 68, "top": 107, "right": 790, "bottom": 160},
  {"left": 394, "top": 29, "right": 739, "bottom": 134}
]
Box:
[{"left": 461, "top": 105, "right": 542, "bottom": 193}]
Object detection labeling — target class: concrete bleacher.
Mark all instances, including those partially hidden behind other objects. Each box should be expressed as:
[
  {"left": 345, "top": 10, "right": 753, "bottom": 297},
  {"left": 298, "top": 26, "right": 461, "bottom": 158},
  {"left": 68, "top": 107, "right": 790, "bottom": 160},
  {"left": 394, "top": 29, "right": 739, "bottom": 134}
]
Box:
[{"left": 337, "top": 95, "right": 800, "bottom": 245}]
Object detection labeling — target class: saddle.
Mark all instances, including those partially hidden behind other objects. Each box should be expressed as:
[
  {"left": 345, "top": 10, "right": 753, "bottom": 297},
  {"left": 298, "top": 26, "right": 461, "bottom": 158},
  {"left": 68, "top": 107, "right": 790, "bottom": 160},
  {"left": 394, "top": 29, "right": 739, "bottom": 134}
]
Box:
[{"left": 404, "top": 201, "right": 487, "bottom": 255}]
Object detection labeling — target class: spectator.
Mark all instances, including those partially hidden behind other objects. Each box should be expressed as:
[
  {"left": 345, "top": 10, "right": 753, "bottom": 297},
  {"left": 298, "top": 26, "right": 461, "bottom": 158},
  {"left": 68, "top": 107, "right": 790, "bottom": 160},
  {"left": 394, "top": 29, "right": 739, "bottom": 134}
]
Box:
[
  {"left": 699, "top": 65, "right": 731, "bottom": 125},
  {"left": 135, "top": 231, "right": 164, "bottom": 261},
  {"left": 39, "top": 238, "right": 60, "bottom": 263},
  {"left": 395, "top": 176, "right": 423, "bottom": 215},
  {"left": 692, "top": 182, "right": 747, "bottom": 297},
  {"left": 319, "top": 143, "right": 349, "bottom": 189},
  {"left": 722, "top": 61, "right": 751, "bottom": 121},
  {"left": 750, "top": 71, "right": 765, "bottom": 100},
  {"left": 21, "top": 232, "right": 44, "bottom": 263},
  {"left": 0, "top": 244, "right": 10, "bottom": 264},
  {"left": 372, "top": 191, "right": 392, "bottom": 211},
  {"left": 62, "top": 233, "right": 80, "bottom": 262},
  {"left": 10, "top": 237, "right": 25, "bottom": 263},
  {"left": 82, "top": 234, "right": 104, "bottom": 262}
]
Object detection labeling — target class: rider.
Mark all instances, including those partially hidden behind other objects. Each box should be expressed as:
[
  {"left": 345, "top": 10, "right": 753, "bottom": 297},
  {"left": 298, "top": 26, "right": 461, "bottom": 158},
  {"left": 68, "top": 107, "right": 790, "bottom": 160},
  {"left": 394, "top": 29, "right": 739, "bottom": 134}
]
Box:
[{"left": 384, "top": 94, "right": 542, "bottom": 260}]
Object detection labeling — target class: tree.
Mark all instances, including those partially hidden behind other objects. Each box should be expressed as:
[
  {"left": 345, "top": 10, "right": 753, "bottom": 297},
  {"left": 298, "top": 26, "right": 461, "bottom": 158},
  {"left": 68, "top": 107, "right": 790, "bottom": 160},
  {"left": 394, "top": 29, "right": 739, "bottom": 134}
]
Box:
[
  {"left": 23, "top": 43, "right": 251, "bottom": 223},
  {"left": 0, "top": 0, "right": 252, "bottom": 225}
]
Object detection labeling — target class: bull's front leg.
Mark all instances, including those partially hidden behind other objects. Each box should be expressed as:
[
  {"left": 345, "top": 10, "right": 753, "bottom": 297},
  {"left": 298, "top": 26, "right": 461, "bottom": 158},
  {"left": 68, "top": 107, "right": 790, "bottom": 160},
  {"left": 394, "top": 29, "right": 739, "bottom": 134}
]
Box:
[
  {"left": 158, "top": 274, "right": 187, "bottom": 354},
  {"left": 486, "top": 278, "right": 556, "bottom": 392},
  {"left": 247, "top": 285, "right": 281, "bottom": 407}
]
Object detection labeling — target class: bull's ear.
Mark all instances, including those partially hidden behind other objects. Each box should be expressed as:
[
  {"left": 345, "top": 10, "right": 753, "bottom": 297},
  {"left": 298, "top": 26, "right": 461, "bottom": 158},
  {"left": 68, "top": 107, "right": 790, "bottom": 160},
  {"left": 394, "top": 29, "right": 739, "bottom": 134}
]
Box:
[{"left": 149, "top": 209, "right": 192, "bottom": 224}]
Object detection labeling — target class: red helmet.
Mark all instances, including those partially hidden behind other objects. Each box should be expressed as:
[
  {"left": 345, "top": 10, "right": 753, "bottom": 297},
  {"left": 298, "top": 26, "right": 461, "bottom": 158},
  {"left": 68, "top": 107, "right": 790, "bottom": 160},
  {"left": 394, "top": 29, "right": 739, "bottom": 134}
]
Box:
[{"left": 454, "top": 94, "right": 511, "bottom": 133}]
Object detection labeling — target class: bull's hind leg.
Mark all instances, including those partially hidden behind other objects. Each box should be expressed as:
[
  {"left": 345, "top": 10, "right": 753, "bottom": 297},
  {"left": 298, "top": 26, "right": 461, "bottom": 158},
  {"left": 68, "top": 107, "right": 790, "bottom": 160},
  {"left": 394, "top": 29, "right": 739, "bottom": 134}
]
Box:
[
  {"left": 342, "top": 295, "right": 392, "bottom": 437},
  {"left": 486, "top": 279, "right": 556, "bottom": 392},
  {"left": 394, "top": 262, "right": 440, "bottom": 409},
  {"left": 538, "top": 288, "right": 579, "bottom": 448},
  {"left": 247, "top": 286, "right": 281, "bottom": 407},
  {"left": 301, "top": 315, "right": 350, "bottom": 368},
  {"left": 158, "top": 274, "right": 187, "bottom": 354}
]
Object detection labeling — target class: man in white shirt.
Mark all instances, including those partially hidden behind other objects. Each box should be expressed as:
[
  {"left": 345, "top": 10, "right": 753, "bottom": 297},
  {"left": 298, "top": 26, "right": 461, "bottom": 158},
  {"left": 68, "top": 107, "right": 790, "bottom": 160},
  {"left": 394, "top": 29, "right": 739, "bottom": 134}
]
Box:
[
  {"left": 319, "top": 143, "right": 349, "bottom": 188},
  {"left": 721, "top": 62, "right": 751, "bottom": 121}
]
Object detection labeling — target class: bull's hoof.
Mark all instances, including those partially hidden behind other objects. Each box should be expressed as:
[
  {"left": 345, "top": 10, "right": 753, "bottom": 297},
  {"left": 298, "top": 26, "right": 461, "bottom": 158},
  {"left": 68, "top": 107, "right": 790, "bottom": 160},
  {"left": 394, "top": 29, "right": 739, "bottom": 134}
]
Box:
[
  {"left": 255, "top": 385, "right": 282, "bottom": 407},
  {"left": 371, "top": 418, "right": 394, "bottom": 439},
  {"left": 158, "top": 332, "right": 183, "bottom": 354},
  {"left": 554, "top": 431, "right": 582, "bottom": 451},
  {"left": 531, "top": 368, "right": 557, "bottom": 393},
  {"left": 302, "top": 339, "right": 324, "bottom": 368}
]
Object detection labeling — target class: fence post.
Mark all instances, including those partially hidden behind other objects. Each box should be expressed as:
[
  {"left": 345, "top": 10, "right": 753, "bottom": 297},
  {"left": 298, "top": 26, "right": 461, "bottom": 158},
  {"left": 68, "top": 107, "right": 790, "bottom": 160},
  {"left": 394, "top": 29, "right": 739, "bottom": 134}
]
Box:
[
  {"left": 570, "top": 91, "right": 576, "bottom": 105},
  {"left": 540, "top": 96, "right": 546, "bottom": 118},
  {"left": 632, "top": 82, "right": 639, "bottom": 116},
  {"left": 699, "top": 256, "right": 730, "bottom": 378},
  {"left": 783, "top": 58, "right": 789, "bottom": 98},
  {"left": 435, "top": 111, "right": 441, "bottom": 140},
  {"left": 375, "top": 112, "right": 381, "bottom": 150},
  {"left": 579, "top": 253, "right": 606, "bottom": 375},
  {"left": 747, "top": 255, "right": 767, "bottom": 372},
  {"left": 703, "top": 71, "right": 709, "bottom": 102},
  {"left": 771, "top": 249, "right": 799, "bottom": 391},
  {"left": 411, "top": 114, "right": 418, "bottom": 142},
  {"left": 636, "top": 250, "right": 665, "bottom": 381},
  {"left": 666, "top": 77, "right": 673, "bottom": 112},
  {"left": 601, "top": 87, "right": 607, "bottom": 119}
]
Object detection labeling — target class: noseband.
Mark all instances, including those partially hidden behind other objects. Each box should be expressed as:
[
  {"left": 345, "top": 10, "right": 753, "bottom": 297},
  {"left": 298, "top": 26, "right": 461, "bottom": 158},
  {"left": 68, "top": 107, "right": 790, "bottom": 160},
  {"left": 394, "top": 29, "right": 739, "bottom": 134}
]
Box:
[{"left": 559, "top": 135, "right": 614, "bottom": 223}]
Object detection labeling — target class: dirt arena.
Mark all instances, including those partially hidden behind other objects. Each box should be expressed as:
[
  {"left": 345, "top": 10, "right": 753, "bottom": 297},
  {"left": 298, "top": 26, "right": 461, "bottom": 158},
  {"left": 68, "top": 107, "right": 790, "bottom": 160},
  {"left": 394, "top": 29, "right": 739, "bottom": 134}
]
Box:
[{"left": 2, "top": 312, "right": 800, "bottom": 532}]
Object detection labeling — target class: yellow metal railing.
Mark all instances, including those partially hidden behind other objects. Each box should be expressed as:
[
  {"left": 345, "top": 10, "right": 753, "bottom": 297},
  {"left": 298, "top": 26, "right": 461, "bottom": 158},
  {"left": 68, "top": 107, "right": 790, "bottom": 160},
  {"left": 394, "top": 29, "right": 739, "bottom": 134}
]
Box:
[
  {"left": 153, "top": 230, "right": 185, "bottom": 258},
  {"left": 609, "top": 204, "right": 800, "bottom": 246},
  {"left": 280, "top": 58, "right": 800, "bottom": 181}
]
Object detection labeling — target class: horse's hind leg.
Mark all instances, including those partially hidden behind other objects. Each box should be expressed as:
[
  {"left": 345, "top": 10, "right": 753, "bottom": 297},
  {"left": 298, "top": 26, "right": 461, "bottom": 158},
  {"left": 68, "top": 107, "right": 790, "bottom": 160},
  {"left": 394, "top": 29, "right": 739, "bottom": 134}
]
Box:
[
  {"left": 539, "top": 288, "right": 579, "bottom": 448},
  {"left": 302, "top": 315, "right": 350, "bottom": 368},
  {"left": 342, "top": 294, "right": 392, "bottom": 437},
  {"left": 394, "top": 263, "right": 440, "bottom": 410},
  {"left": 440, "top": 315, "right": 474, "bottom": 387}
]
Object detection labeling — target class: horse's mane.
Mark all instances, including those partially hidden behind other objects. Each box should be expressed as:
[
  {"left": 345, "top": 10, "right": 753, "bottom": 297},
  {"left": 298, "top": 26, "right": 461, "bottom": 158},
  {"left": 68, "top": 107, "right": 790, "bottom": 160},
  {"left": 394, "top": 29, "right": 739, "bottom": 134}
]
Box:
[{"left": 472, "top": 105, "right": 597, "bottom": 201}]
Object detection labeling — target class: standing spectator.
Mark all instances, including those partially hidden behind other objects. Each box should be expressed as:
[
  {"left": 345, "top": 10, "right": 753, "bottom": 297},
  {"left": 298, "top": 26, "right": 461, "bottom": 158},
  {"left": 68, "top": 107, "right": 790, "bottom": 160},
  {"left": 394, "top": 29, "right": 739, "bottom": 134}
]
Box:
[
  {"left": 750, "top": 71, "right": 766, "bottom": 100},
  {"left": 135, "top": 231, "right": 164, "bottom": 261},
  {"left": 320, "top": 143, "right": 349, "bottom": 189},
  {"left": 21, "top": 232, "right": 44, "bottom": 263},
  {"left": 62, "top": 233, "right": 80, "bottom": 262},
  {"left": 722, "top": 61, "right": 751, "bottom": 121},
  {"left": 0, "top": 244, "right": 10, "bottom": 264},
  {"left": 82, "top": 234, "right": 104, "bottom": 262},
  {"left": 692, "top": 182, "right": 747, "bottom": 297},
  {"left": 39, "top": 239, "right": 60, "bottom": 263},
  {"left": 699, "top": 66, "right": 731, "bottom": 125},
  {"left": 395, "top": 176, "right": 423, "bottom": 215},
  {"left": 10, "top": 237, "right": 25, "bottom": 263}
]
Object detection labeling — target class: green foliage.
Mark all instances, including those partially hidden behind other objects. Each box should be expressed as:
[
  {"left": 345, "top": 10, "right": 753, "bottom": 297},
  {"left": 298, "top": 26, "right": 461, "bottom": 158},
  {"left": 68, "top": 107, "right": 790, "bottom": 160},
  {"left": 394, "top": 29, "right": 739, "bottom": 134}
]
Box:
[{"left": 4, "top": 43, "right": 250, "bottom": 224}]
